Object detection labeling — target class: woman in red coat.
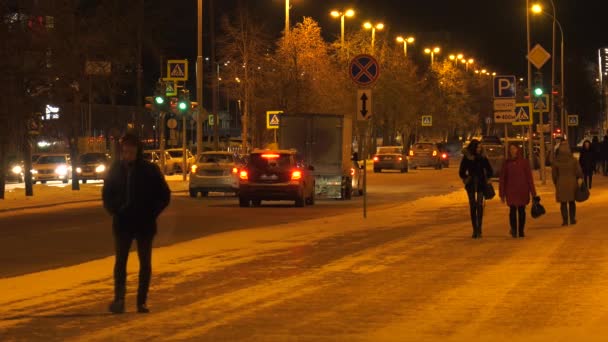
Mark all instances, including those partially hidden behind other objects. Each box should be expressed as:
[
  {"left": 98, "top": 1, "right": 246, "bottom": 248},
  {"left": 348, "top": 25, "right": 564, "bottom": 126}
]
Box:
[{"left": 499, "top": 144, "right": 537, "bottom": 238}]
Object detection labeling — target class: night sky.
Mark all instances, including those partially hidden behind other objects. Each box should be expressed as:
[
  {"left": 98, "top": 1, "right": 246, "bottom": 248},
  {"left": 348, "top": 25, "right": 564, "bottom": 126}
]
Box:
[{"left": 154, "top": 0, "right": 608, "bottom": 118}]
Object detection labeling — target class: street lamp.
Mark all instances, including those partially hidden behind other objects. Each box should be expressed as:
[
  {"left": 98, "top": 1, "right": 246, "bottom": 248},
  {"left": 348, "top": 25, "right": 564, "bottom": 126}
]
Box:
[
  {"left": 363, "top": 22, "right": 384, "bottom": 54},
  {"left": 331, "top": 9, "right": 355, "bottom": 50},
  {"left": 285, "top": 0, "right": 290, "bottom": 37},
  {"left": 396, "top": 36, "right": 415, "bottom": 57},
  {"left": 424, "top": 47, "right": 440, "bottom": 65},
  {"left": 465, "top": 58, "right": 474, "bottom": 72}
]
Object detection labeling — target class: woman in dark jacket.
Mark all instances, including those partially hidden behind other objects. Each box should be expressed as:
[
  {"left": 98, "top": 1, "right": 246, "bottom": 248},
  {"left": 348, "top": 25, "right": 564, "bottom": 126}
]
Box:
[
  {"left": 499, "top": 144, "right": 537, "bottom": 238},
  {"left": 591, "top": 136, "right": 601, "bottom": 174},
  {"left": 459, "top": 139, "right": 493, "bottom": 239},
  {"left": 579, "top": 140, "right": 594, "bottom": 189},
  {"left": 552, "top": 142, "right": 583, "bottom": 226}
]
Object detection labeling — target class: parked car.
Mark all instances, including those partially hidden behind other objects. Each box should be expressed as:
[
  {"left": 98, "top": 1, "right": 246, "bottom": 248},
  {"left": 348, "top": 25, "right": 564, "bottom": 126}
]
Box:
[
  {"left": 143, "top": 150, "right": 177, "bottom": 175},
  {"left": 32, "top": 153, "right": 71, "bottom": 184},
  {"left": 409, "top": 142, "right": 443, "bottom": 169},
  {"left": 76, "top": 152, "right": 110, "bottom": 183},
  {"left": 373, "top": 146, "right": 408, "bottom": 173},
  {"left": 6, "top": 156, "right": 24, "bottom": 183},
  {"left": 238, "top": 150, "right": 315, "bottom": 207},
  {"left": 166, "top": 148, "right": 196, "bottom": 174},
  {"left": 189, "top": 151, "right": 242, "bottom": 197},
  {"left": 351, "top": 157, "right": 364, "bottom": 196}
]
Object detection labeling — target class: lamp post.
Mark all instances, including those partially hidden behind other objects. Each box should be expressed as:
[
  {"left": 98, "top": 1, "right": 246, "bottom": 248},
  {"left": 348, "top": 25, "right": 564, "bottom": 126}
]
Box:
[
  {"left": 363, "top": 22, "right": 384, "bottom": 54},
  {"left": 465, "top": 58, "right": 474, "bottom": 72},
  {"left": 331, "top": 9, "right": 355, "bottom": 51},
  {"left": 424, "top": 47, "right": 441, "bottom": 65},
  {"left": 285, "top": 0, "right": 290, "bottom": 37},
  {"left": 396, "top": 36, "right": 415, "bottom": 57}
]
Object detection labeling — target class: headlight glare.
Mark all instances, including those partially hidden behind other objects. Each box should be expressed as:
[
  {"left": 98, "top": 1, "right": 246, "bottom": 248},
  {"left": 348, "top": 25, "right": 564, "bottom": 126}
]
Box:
[
  {"left": 55, "top": 165, "right": 68, "bottom": 176},
  {"left": 95, "top": 164, "right": 106, "bottom": 173},
  {"left": 11, "top": 166, "right": 22, "bottom": 174}
]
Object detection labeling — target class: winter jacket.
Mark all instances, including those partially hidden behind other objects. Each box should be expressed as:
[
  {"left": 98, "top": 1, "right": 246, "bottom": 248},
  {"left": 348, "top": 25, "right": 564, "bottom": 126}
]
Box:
[
  {"left": 579, "top": 148, "right": 595, "bottom": 175},
  {"left": 499, "top": 153, "right": 536, "bottom": 207},
  {"left": 102, "top": 158, "right": 171, "bottom": 234},
  {"left": 552, "top": 144, "right": 583, "bottom": 203},
  {"left": 601, "top": 138, "right": 608, "bottom": 161},
  {"left": 459, "top": 149, "right": 493, "bottom": 193}
]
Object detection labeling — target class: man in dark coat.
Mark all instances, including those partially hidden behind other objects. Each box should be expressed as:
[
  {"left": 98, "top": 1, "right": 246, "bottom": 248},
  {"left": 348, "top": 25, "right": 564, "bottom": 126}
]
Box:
[
  {"left": 591, "top": 136, "right": 601, "bottom": 174},
  {"left": 102, "top": 134, "right": 170, "bottom": 314},
  {"left": 601, "top": 136, "right": 608, "bottom": 176},
  {"left": 579, "top": 140, "right": 594, "bottom": 189},
  {"left": 459, "top": 139, "right": 493, "bottom": 239}
]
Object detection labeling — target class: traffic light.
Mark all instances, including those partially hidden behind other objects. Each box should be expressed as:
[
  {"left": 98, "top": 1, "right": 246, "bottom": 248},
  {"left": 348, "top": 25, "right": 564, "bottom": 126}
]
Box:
[
  {"left": 152, "top": 81, "right": 168, "bottom": 111},
  {"left": 177, "top": 90, "right": 191, "bottom": 114},
  {"left": 534, "top": 87, "right": 543, "bottom": 97}
]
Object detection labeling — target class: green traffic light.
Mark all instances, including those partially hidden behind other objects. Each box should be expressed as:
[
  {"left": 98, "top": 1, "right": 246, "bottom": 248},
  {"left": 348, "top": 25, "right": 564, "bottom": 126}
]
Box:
[
  {"left": 154, "top": 96, "right": 165, "bottom": 105},
  {"left": 178, "top": 102, "right": 188, "bottom": 111},
  {"left": 534, "top": 88, "right": 543, "bottom": 96}
]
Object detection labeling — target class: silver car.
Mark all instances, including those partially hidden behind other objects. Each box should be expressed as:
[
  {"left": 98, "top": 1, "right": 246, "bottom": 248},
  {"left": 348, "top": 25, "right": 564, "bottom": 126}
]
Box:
[
  {"left": 189, "top": 152, "right": 241, "bottom": 197},
  {"left": 32, "top": 153, "right": 71, "bottom": 184},
  {"left": 373, "top": 146, "right": 409, "bottom": 173},
  {"left": 409, "top": 142, "right": 443, "bottom": 170}
]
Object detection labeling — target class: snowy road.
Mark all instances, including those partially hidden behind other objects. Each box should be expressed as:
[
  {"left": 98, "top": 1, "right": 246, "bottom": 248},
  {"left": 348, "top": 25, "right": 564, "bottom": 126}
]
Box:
[{"left": 2, "top": 168, "right": 608, "bottom": 341}]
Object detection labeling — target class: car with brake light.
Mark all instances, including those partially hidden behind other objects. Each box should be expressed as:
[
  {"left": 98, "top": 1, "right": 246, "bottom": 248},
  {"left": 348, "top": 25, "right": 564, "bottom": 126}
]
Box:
[
  {"left": 32, "top": 153, "right": 71, "bottom": 184},
  {"left": 436, "top": 143, "right": 451, "bottom": 168},
  {"left": 76, "top": 152, "right": 110, "bottom": 183},
  {"left": 408, "top": 142, "right": 443, "bottom": 169},
  {"left": 238, "top": 150, "right": 315, "bottom": 207},
  {"left": 189, "top": 151, "right": 242, "bottom": 197},
  {"left": 373, "top": 146, "right": 408, "bottom": 173}
]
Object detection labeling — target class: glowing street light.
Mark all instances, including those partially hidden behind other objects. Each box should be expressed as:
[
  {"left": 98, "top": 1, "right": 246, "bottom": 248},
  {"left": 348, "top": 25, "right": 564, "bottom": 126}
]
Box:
[
  {"left": 531, "top": 4, "right": 543, "bottom": 13},
  {"left": 331, "top": 9, "right": 355, "bottom": 50},
  {"left": 396, "top": 36, "right": 415, "bottom": 56},
  {"left": 364, "top": 22, "right": 385, "bottom": 54},
  {"left": 424, "top": 47, "right": 441, "bottom": 65}
]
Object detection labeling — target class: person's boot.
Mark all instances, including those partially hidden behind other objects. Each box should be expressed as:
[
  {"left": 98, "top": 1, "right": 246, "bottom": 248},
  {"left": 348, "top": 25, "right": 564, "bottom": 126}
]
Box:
[
  {"left": 561, "top": 205, "right": 569, "bottom": 226},
  {"left": 109, "top": 299, "right": 125, "bottom": 314},
  {"left": 137, "top": 304, "right": 150, "bottom": 314},
  {"left": 569, "top": 204, "right": 577, "bottom": 225},
  {"left": 518, "top": 227, "right": 525, "bottom": 238}
]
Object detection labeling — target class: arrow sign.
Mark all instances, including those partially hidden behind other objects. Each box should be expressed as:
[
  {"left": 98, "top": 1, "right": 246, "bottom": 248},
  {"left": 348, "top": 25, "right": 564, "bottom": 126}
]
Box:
[{"left": 357, "top": 89, "right": 372, "bottom": 121}]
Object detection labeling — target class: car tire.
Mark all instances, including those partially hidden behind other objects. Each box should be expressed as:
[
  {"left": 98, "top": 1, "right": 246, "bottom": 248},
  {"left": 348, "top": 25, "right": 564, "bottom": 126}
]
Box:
[
  {"left": 239, "top": 197, "right": 250, "bottom": 207},
  {"left": 373, "top": 168, "right": 380, "bottom": 173},
  {"left": 358, "top": 189, "right": 364, "bottom": 196},
  {"left": 63, "top": 179, "right": 68, "bottom": 184},
  {"left": 306, "top": 191, "right": 315, "bottom": 205},
  {"left": 201, "top": 191, "right": 209, "bottom": 197},
  {"left": 295, "top": 190, "right": 306, "bottom": 207},
  {"left": 252, "top": 199, "right": 262, "bottom": 207},
  {"left": 189, "top": 189, "right": 198, "bottom": 198},
  {"left": 41, "top": 180, "right": 47, "bottom": 184},
  {"left": 82, "top": 179, "right": 87, "bottom": 184}
]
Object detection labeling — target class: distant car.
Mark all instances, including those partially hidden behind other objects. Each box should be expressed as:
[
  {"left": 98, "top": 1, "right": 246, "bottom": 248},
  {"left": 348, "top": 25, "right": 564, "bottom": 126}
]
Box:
[
  {"left": 166, "top": 148, "right": 196, "bottom": 174},
  {"left": 409, "top": 142, "right": 443, "bottom": 169},
  {"left": 481, "top": 135, "right": 502, "bottom": 145},
  {"left": 238, "top": 150, "right": 315, "bottom": 207},
  {"left": 76, "top": 152, "right": 110, "bottom": 183},
  {"left": 6, "top": 157, "right": 24, "bottom": 183},
  {"left": 32, "top": 153, "right": 71, "bottom": 184},
  {"left": 436, "top": 143, "right": 451, "bottom": 168},
  {"left": 143, "top": 150, "right": 176, "bottom": 175},
  {"left": 373, "top": 146, "right": 408, "bottom": 173},
  {"left": 189, "top": 151, "right": 242, "bottom": 197}
]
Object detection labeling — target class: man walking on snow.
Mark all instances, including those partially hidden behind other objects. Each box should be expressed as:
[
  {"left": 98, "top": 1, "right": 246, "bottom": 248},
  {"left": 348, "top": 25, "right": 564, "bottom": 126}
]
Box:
[{"left": 102, "top": 133, "right": 170, "bottom": 314}]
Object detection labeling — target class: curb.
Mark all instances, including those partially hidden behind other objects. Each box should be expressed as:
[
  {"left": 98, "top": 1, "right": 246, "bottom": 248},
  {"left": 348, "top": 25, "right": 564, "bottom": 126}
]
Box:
[{"left": 0, "top": 190, "right": 188, "bottom": 214}]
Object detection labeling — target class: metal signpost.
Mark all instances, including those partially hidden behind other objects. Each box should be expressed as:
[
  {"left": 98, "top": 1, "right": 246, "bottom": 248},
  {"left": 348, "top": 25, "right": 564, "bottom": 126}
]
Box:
[
  {"left": 493, "top": 75, "right": 517, "bottom": 158},
  {"left": 350, "top": 54, "right": 380, "bottom": 219},
  {"left": 528, "top": 44, "right": 551, "bottom": 184}
]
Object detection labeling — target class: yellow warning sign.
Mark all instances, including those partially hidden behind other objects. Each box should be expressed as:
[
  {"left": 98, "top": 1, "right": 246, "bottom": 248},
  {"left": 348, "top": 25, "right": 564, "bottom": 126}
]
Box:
[
  {"left": 266, "top": 111, "right": 283, "bottom": 129},
  {"left": 166, "top": 59, "right": 188, "bottom": 81}
]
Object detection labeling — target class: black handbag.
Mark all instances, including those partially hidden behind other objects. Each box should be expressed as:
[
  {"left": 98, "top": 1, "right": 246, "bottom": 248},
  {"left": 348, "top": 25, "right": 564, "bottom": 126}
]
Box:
[
  {"left": 575, "top": 181, "right": 590, "bottom": 202},
  {"left": 531, "top": 196, "right": 546, "bottom": 218},
  {"left": 483, "top": 182, "right": 496, "bottom": 200}
]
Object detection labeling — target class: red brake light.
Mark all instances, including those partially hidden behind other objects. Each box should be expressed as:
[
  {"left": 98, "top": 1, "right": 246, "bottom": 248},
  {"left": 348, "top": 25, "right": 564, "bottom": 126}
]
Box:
[
  {"left": 432, "top": 151, "right": 438, "bottom": 157},
  {"left": 442, "top": 153, "right": 447, "bottom": 159},
  {"left": 373, "top": 156, "right": 379, "bottom": 162},
  {"left": 239, "top": 170, "right": 248, "bottom": 180},
  {"left": 398, "top": 157, "right": 403, "bottom": 161},
  {"left": 291, "top": 170, "right": 303, "bottom": 180},
  {"left": 232, "top": 167, "right": 238, "bottom": 174},
  {"left": 409, "top": 150, "right": 414, "bottom": 156},
  {"left": 261, "top": 153, "right": 280, "bottom": 159},
  {"left": 350, "top": 167, "right": 355, "bottom": 176}
]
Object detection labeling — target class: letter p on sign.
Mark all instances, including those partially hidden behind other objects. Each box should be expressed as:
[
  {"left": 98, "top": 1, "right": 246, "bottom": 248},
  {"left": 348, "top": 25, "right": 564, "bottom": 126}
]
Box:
[{"left": 493, "top": 75, "right": 516, "bottom": 99}]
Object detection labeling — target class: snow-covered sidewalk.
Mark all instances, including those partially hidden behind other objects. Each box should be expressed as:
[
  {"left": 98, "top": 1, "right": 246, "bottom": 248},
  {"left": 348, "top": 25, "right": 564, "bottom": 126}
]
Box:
[{"left": 0, "top": 175, "right": 189, "bottom": 212}]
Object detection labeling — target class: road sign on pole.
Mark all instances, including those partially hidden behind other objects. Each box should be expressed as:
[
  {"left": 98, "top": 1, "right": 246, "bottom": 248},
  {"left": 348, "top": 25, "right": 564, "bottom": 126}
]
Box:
[
  {"left": 266, "top": 111, "right": 283, "bottom": 129},
  {"left": 494, "top": 111, "right": 517, "bottom": 123},
  {"left": 166, "top": 59, "right": 188, "bottom": 81},
  {"left": 533, "top": 94, "right": 550, "bottom": 112},
  {"left": 493, "top": 99, "right": 516, "bottom": 111},
  {"left": 350, "top": 54, "right": 380, "bottom": 87},
  {"left": 493, "top": 75, "right": 517, "bottom": 98},
  {"left": 527, "top": 44, "right": 551, "bottom": 70},
  {"left": 568, "top": 115, "right": 579, "bottom": 126},
  {"left": 512, "top": 103, "right": 533, "bottom": 126},
  {"left": 357, "top": 89, "right": 373, "bottom": 121},
  {"left": 165, "top": 81, "right": 177, "bottom": 96},
  {"left": 421, "top": 115, "right": 432, "bottom": 127}
]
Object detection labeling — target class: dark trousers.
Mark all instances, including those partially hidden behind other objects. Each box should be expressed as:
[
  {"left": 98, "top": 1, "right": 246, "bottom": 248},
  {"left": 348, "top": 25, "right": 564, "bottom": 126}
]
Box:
[
  {"left": 509, "top": 206, "right": 526, "bottom": 236},
  {"left": 467, "top": 191, "right": 484, "bottom": 236},
  {"left": 603, "top": 160, "right": 608, "bottom": 176},
  {"left": 584, "top": 173, "right": 593, "bottom": 189},
  {"left": 560, "top": 201, "right": 576, "bottom": 224},
  {"left": 113, "top": 229, "right": 155, "bottom": 306}
]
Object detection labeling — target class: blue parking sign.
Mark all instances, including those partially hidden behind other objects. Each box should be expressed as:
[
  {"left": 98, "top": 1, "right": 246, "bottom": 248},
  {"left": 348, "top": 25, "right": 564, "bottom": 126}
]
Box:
[{"left": 493, "top": 75, "right": 516, "bottom": 98}]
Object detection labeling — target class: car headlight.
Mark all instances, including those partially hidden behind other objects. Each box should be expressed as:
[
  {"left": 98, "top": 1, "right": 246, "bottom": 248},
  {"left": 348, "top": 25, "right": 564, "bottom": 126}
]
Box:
[
  {"left": 76, "top": 167, "right": 82, "bottom": 173},
  {"left": 95, "top": 164, "right": 106, "bottom": 173},
  {"left": 55, "top": 165, "right": 68, "bottom": 176},
  {"left": 11, "top": 165, "right": 22, "bottom": 174},
  {"left": 31, "top": 169, "right": 38, "bottom": 175}
]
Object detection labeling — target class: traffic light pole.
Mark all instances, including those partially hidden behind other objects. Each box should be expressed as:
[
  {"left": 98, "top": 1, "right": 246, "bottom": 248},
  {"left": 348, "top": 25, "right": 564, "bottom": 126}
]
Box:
[
  {"left": 183, "top": 115, "right": 187, "bottom": 181},
  {"left": 196, "top": 0, "right": 204, "bottom": 160},
  {"left": 160, "top": 112, "right": 166, "bottom": 175}
]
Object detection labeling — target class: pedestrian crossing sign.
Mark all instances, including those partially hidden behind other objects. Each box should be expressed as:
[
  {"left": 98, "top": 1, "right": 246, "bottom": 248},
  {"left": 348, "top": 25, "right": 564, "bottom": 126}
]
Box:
[
  {"left": 266, "top": 111, "right": 283, "bottom": 129},
  {"left": 165, "top": 81, "right": 177, "bottom": 96},
  {"left": 166, "top": 59, "right": 188, "bottom": 81},
  {"left": 512, "top": 103, "right": 533, "bottom": 126},
  {"left": 568, "top": 115, "right": 579, "bottom": 127},
  {"left": 421, "top": 115, "right": 432, "bottom": 127},
  {"left": 534, "top": 95, "right": 549, "bottom": 113}
]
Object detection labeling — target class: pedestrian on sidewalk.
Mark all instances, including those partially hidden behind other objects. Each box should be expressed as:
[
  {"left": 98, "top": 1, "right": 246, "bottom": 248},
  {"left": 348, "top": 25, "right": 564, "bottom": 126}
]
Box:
[
  {"left": 459, "top": 139, "right": 493, "bottom": 239},
  {"left": 102, "top": 133, "right": 171, "bottom": 314},
  {"left": 499, "top": 144, "right": 537, "bottom": 238},
  {"left": 579, "top": 140, "right": 594, "bottom": 189},
  {"left": 591, "top": 136, "right": 601, "bottom": 174},
  {"left": 601, "top": 135, "right": 608, "bottom": 176},
  {"left": 552, "top": 142, "right": 583, "bottom": 226}
]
